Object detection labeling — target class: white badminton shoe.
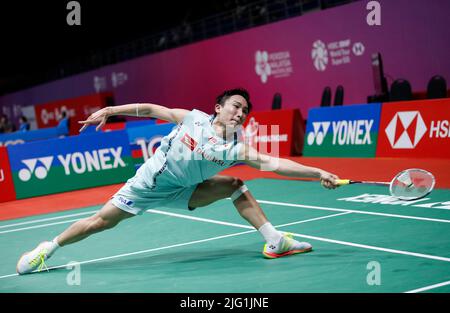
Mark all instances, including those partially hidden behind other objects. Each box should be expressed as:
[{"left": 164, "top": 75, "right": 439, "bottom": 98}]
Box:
[
  {"left": 263, "top": 233, "right": 312, "bottom": 259},
  {"left": 16, "top": 241, "right": 55, "bottom": 274}
]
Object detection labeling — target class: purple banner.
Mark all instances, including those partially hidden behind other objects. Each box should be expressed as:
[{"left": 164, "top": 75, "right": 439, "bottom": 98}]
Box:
[{"left": 1, "top": 0, "right": 449, "bottom": 126}]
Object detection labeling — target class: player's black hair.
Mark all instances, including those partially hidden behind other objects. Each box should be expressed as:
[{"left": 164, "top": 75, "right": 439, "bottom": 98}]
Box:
[{"left": 215, "top": 88, "right": 252, "bottom": 116}]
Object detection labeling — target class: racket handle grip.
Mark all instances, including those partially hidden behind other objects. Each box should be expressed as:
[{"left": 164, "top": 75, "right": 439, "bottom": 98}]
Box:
[{"left": 335, "top": 179, "right": 351, "bottom": 186}]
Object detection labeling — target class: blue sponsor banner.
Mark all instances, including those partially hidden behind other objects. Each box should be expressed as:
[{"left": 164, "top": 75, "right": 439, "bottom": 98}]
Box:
[
  {"left": 8, "top": 130, "right": 133, "bottom": 171},
  {"left": 125, "top": 120, "right": 156, "bottom": 128},
  {"left": 303, "top": 103, "right": 382, "bottom": 157},
  {"left": 0, "top": 124, "right": 68, "bottom": 146},
  {"left": 7, "top": 130, "right": 135, "bottom": 198},
  {"left": 78, "top": 119, "right": 156, "bottom": 134},
  {"left": 126, "top": 123, "right": 176, "bottom": 169}
]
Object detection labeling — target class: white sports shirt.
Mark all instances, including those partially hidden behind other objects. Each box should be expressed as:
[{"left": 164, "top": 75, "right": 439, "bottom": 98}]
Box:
[{"left": 137, "top": 109, "right": 244, "bottom": 189}]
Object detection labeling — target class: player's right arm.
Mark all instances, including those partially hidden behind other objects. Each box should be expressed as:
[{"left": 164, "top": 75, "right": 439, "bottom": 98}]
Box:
[
  {"left": 239, "top": 143, "right": 339, "bottom": 189},
  {"left": 78, "top": 103, "right": 189, "bottom": 131}
]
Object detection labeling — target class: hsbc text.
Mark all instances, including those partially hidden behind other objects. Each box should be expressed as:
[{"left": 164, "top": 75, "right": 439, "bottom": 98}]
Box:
[{"left": 429, "top": 120, "right": 450, "bottom": 138}]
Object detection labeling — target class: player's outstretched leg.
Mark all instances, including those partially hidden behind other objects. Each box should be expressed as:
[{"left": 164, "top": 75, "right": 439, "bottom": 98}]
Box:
[
  {"left": 16, "top": 201, "right": 133, "bottom": 274},
  {"left": 189, "top": 175, "right": 312, "bottom": 258}
]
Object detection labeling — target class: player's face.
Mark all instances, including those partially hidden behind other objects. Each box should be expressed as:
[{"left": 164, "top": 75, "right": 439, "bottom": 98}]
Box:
[{"left": 216, "top": 95, "right": 249, "bottom": 128}]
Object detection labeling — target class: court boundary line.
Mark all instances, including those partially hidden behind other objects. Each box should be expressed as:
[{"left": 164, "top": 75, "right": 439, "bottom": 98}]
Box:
[
  {"left": 2, "top": 210, "right": 448, "bottom": 292},
  {"left": 253, "top": 199, "right": 450, "bottom": 224},
  {"left": 0, "top": 229, "right": 256, "bottom": 280},
  {"left": 1, "top": 196, "right": 449, "bottom": 234},
  {"left": 0, "top": 218, "right": 90, "bottom": 235},
  {"left": 146, "top": 209, "right": 352, "bottom": 230},
  {"left": 0, "top": 212, "right": 346, "bottom": 280},
  {"left": 0, "top": 211, "right": 97, "bottom": 230},
  {"left": 404, "top": 279, "right": 450, "bottom": 293},
  {"left": 146, "top": 209, "right": 450, "bottom": 263}
]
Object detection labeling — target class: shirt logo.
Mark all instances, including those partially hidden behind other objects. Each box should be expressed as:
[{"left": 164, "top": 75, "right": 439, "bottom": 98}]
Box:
[
  {"left": 208, "top": 136, "right": 217, "bottom": 144},
  {"left": 180, "top": 133, "right": 198, "bottom": 151}
]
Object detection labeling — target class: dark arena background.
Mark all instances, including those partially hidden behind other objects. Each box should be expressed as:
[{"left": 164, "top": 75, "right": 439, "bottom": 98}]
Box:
[{"left": 0, "top": 0, "right": 449, "bottom": 308}]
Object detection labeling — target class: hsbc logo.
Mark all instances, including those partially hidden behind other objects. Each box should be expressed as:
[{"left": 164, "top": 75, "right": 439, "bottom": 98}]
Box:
[{"left": 385, "top": 111, "right": 427, "bottom": 149}]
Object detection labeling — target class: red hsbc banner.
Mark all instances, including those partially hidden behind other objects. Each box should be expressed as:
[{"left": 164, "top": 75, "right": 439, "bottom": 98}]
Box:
[
  {"left": 34, "top": 92, "right": 113, "bottom": 136},
  {"left": 102, "top": 122, "right": 126, "bottom": 132},
  {"left": 0, "top": 147, "right": 16, "bottom": 202},
  {"left": 376, "top": 99, "right": 450, "bottom": 158},
  {"left": 242, "top": 109, "right": 305, "bottom": 157}
]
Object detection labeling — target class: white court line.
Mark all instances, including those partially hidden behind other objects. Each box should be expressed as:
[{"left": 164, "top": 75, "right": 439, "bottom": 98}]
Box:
[
  {"left": 254, "top": 199, "right": 450, "bottom": 224},
  {"left": 0, "top": 218, "right": 85, "bottom": 235},
  {"left": 0, "top": 211, "right": 346, "bottom": 280},
  {"left": 146, "top": 209, "right": 351, "bottom": 229},
  {"left": 287, "top": 232, "right": 450, "bottom": 262},
  {"left": 0, "top": 211, "right": 97, "bottom": 229},
  {"left": 2, "top": 197, "right": 449, "bottom": 233},
  {"left": 2, "top": 210, "right": 449, "bottom": 291},
  {"left": 146, "top": 209, "right": 450, "bottom": 263},
  {"left": 405, "top": 280, "right": 450, "bottom": 293},
  {"left": 0, "top": 229, "right": 256, "bottom": 280}
]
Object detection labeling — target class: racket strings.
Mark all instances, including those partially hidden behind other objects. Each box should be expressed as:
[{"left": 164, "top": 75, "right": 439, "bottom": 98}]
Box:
[{"left": 390, "top": 169, "right": 435, "bottom": 200}]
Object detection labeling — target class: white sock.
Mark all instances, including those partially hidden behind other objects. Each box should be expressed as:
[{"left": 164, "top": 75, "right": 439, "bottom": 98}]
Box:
[
  {"left": 258, "top": 222, "right": 282, "bottom": 244},
  {"left": 45, "top": 236, "right": 60, "bottom": 256}
]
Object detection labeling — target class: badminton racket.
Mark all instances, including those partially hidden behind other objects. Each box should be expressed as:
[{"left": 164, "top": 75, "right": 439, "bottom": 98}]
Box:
[{"left": 335, "top": 168, "right": 435, "bottom": 201}]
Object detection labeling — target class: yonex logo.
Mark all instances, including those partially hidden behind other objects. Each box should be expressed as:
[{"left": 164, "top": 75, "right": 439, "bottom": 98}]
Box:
[
  {"left": 18, "top": 148, "right": 125, "bottom": 181},
  {"left": 255, "top": 50, "right": 271, "bottom": 83},
  {"left": 18, "top": 156, "right": 54, "bottom": 181},
  {"left": 307, "top": 122, "right": 330, "bottom": 145},
  {"left": 311, "top": 40, "right": 328, "bottom": 71},
  {"left": 117, "top": 196, "right": 134, "bottom": 207},
  {"left": 385, "top": 111, "right": 427, "bottom": 149}
]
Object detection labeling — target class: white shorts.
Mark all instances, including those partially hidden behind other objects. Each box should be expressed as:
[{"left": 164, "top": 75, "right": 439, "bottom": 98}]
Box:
[{"left": 111, "top": 174, "right": 198, "bottom": 216}]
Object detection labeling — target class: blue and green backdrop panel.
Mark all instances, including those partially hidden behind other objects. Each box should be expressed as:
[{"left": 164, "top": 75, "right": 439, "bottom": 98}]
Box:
[
  {"left": 303, "top": 103, "right": 381, "bottom": 157},
  {"left": 8, "top": 131, "right": 135, "bottom": 199}
]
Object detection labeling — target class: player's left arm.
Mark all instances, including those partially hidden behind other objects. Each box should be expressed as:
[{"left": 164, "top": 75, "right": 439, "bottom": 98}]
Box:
[{"left": 240, "top": 144, "right": 339, "bottom": 189}]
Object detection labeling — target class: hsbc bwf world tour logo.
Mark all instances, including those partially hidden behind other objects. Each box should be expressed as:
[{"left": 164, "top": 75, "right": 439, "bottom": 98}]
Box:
[
  {"left": 311, "top": 41, "right": 328, "bottom": 71},
  {"left": 311, "top": 39, "right": 365, "bottom": 71}
]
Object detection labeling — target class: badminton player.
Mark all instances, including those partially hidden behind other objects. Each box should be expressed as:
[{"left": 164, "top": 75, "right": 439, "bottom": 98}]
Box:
[{"left": 17, "top": 88, "right": 339, "bottom": 274}]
